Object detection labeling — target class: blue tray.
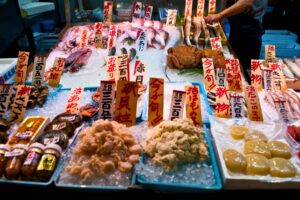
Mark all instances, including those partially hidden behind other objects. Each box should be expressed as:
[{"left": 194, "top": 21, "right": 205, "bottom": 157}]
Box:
[
  {"left": 135, "top": 124, "right": 222, "bottom": 192},
  {"left": 141, "top": 81, "right": 212, "bottom": 126}
]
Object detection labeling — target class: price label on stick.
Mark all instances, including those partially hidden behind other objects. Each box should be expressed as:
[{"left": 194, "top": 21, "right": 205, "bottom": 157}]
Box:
[
  {"left": 215, "top": 86, "right": 231, "bottom": 118},
  {"left": 184, "top": 0, "right": 193, "bottom": 20},
  {"left": 196, "top": 0, "right": 205, "bottom": 18},
  {"left": 265, "top": 45, "right": 276, "bottom": 68},
  {"left": 99, "top": 81, "right": 115, "bottom": 120},
  {"left": 103, "top": 1, "right": 113, "bottom": 22},
  {"left": 144, "top": 4, "right": 153, "bottom": 20},
  {"left": 166, "top": 9, "right": 177, "bottom": 26},
  {"left": 132, "top": 2, "right": 142, "bottom": 19},
  {"left": 169, "top": 90, "right": 186, "bottom": 121},
  {"left": 134, "top": 60, "right": 146, "bottom": 85},
  {"left": 65, "top": 87, "right": 83, "bottom": 114},
  {"left": 0, "top": 84, "right": 12, "bottom": 119},
  {"left": 15, "top": 51, "right": 30, "bottom": 85},
  {"left": 230, "top": 92, "right": 245, "bottom": 119},
  {"left": 185, "top": 86, "right": 202, "bottom": 126},
  {"left": 94, "top": 22, "right": 103, "bottom": 48},
  {"left": 208, "top": 0, "right": 216, "bottom": 14},
  {"left": 106, "top": 56, "right": 118, "bottom": 82},
  {"left": 203, "top": 58, "right": 216, "bottom": 92},
  {"left": 148, "top": 78, "right": 164, "bottom": 127},
  {"left": 251, "top": 59, "right": 263, "bottom": 91},
  {"left": 245, "top": 86, "right": 263, "bottom": 122},
  {"left": 32, "top": 55, "right": 46, "bottom": 86},
  {"left": 107, "top": 25, "right": 118, "bottom": 49},
  {"left": 225, "top": 59, "right": 243, "bottom": 92},
  {"left": 270, "top": 63, "right": 287, "bottom": 91},
  {"left": 48, "top": 57, "right": 65, "bottom": 88},
  {"left": 117, "top": 54, "right": 130, "bottom": 81}
]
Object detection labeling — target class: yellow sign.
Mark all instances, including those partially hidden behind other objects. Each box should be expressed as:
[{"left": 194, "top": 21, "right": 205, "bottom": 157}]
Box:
[
  {"left": 148, "top": 78, "right": 164, "bottom": 127},
  {"left": 15, "top": 51, "right": 30, "bottom": 85},
  {"left": 245, "top": 86, "right": 263, "bottom": 122},
  {"left": 48, "top": 57, "right": 65, "bottom": 88}
]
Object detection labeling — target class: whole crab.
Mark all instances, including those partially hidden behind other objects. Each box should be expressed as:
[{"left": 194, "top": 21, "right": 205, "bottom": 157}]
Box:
[{"left": 167, "top": 46, "right": 203, "bottom": 69}]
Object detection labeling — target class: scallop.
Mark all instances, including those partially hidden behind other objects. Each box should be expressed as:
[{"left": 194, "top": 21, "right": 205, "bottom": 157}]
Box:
[
  {"left": 269, "top": 157, "right": 296, "bottom": 178},
  {"left": 223, "top": 149, "right": 246, "bottom": 173},
  {"left": 268, "top": 141, "right": 291, "bottom": 159},
  {"left": 244, "top": 141, "right": 271, "bottom": 158},
  {"left": 245, "top": 154, "right": 270, "bottom": 176},
  {"left": 229, "top": 125, "right": 249, "bottom": 140},
  {"left": 118, "top": 161, "right": 132, "bottom": 173}
]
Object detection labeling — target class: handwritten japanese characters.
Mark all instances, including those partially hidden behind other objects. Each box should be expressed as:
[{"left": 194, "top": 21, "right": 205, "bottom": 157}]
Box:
[
  {"left": 134, "top": 60, "right": 146, "bottom": 85},
  {"left": 99, "top": 81, "right": 115, "bottom": 120},
  {"left": 225, "top": 59, "right": 243, "bottom": 92},
  {"left": 166, "top": 9, "right": 177, "bottom": 26},
  {"left": 230, "top": 92, "right": 245, "bottom": 118},
  {"left": 215, "top": 86, "right": 230, "bottom": 118},
  {"left": 32, "top": 55, "right": 46, "bottom": 86},
  {"left": 103, "top": 1, "right": 113, "bottom": 22},
  {"left": 48, "top": 57, "right": 66, "bottom": 88},
  {"left": 270, "top": 63, "right": 287, "bottom": 91},
  {"left": 203, "top": 58, "right": 216, "bottom": 92},
  {"left": 210, "top": 37, "right": 223, "bottom": 51},
  {"left": 184, "top": 0, "right": 193, "bottom": 20},
  {"left": 117, "top": 54, "right": 130, "bottom": 81},
  {"left": 65, "top": 87, "right": 83, "bottom": 114},
  {"left": 196, "top": 0, "right": 205, "bottom": 18},
  {"left": 265, "top": 45, "right": 276, "bottom": 67},
  {"left": 137, "top": 31, "right": 147, "bottom": 52},
  {"left": 0, "top": 85, "right": 12, "bottom": 119},
  {"left": 208, "top": 0, "right": 216, "bottom": 14},
  {"left": 106, "top": 56, "right": 118, "bottom": 81},
  {"left": 15, "top": 51, "right": 30, "bottom": 85},
  {"left": 107, "top": 25, "right": 118, "bottom": 49},
  {"left": 169, "top": 90, "right": 186, "bottom": 121},
  {"left": 251, "top": 59, "right": 263, "bottom": 91},
  {"left": 94, "top": 22, "right": 103, "bottom": 48},
  {"left": 144, "top": 4, "right": 153, "bottom": 20},
  {"left": 148, "top": 78, "right": 164, "bottom": 127},
  {"left": 185, "top": 86, "right": 202, "bottom": 126},
  {"left": 245, "top": 86, "right": 263, "bottom": 121}
]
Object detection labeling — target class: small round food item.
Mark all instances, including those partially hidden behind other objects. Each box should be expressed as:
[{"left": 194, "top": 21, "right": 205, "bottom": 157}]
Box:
[
  {"left": 223, "top": 149, "right": 246, "bottom": 173},
  {"left": 268, "top": 141, "right": 291, "bottom": 159},
  {"left": 4, "top": 144, "right": 28, "bottom": 179},
  {"left": 245, "top": 154, "right": 270, "bottom": 176},
  {"left": 52, "top": 112, "right": 82, "bottom": 128},
  {"left": 269, "top": 158, "right": 296, "bottom": 178},
  {"left": 102, "top": 161, "right": 115, "bottom": 174},
  {"left": 118, "top": 161, "right": 132, "bottom": 173},
  {"left": 244, "top": 141, "right": 271, "bottom": 158},
  {"left": 0, "top": 144, "right": 10, "bottom": 176},
  {"left": 21, "top": 143, "right": 45, "bottom": 177},
  {"left": 45, "top": 121, "right": 76, "bottom": 138},
  {"left": 229, "top": 125, "right": 249, "bottom": 140},
  {"left": 38, "top": 131, "right": 69, "bottom": 149},
  {"left": 244, "top": 131, "right": 268, "bottom": 143},
  {"left": 36, "top": 144, "right": 62, "bottom": 180}
]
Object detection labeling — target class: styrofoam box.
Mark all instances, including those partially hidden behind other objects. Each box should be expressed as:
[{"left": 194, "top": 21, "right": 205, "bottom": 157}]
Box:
[
  {"left": 21, "top": 2, "right": 55, "bottom": 16},
  {"left": 210, "top": 117, "right": 300, "bottom": 190},
  {"left": 0, "top": 58, "right": 17, "bottom": 84}
]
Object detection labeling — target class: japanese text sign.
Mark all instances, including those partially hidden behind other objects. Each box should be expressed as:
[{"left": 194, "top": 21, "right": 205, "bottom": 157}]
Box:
[
  {"left": 144, "top": 4, "right": 153, "bottom": 20},
  {"left": 208, "top": 0, "right": 216, "bottom": 14},
  {"left": 215, "top": 86, "right": 230, "bottom": 118},
  {"left": 137, "top": 31, "right": 147, "bottom": 52},
  {"left": 79, "top": 29, "right": 88, "bottom": 48},
  {"left": 230, "top": 92, "right": 245, "bottom": 118},
  {"left": 169, "top": 90, "right": 186, "bottom": 121},
  {"left": 245, "top": 86, "right": 263, "bottom": 121},
  {"left": 15, "top": 51, "right": 30, "bottom": 85},
  {"left": 114, "top": 80, "right": 138, "bottom": 127},
  {"left": 210, "top": 37, "right": 223, "bottom": 51},
  {"left": 117, "top": 54, "right": 130, "bottom": 81},
  {"left": 99, "top": 81, "right": 115, "bottom": 120},
  {"left": 225, "top": 59, "right": 243, "bottom": 92},
  {"left": 185, "top": 86, "right": 202, "bottom": 126},
  {"left": 9, "top": 85, "right": 31, "bottom": 123},
  {"left": 32, "top": 55, "right": 46, "bottom": 86},
  {"left": 132, "top": 2, "right": 142, "bottom": 18},
  {"left": 265, "top": 45, "right": 276, "bottom": 68},
  {"left": 107, "top": 25, "right": 118, "bottom": 49},
  {"left": 270, "top": 63, "right": 287, "bottom": 91},
  {"left": 197, "top": 0, "right": 205, "bottom": 18},
  {"left": 251, "top": 59, "right": 263, "bottom": 91},
  {"left": 263, "top": 68, "right": 273, "bottom": 92},
  {"left": 216, "top": 67, "right": 227, "bottom": 87},
  {"left": 106, "top": 56, "right": 118, "bottom": 81},
  {"left": 184, "top": 0, "right": 193, "bottom": 20},
  {"left": 148, "top": 78, "right": 164, "bottom": 127},
  {"left": 134, "top": 60, "right": 146, "bottom": 85},
  {"left": 166, "top": 9, "right": 177, "bottom": 26},
  {"left": 0, "top": 84, "right": 12, "bottom": 119},
  {"left": 202, "top": 58, "right": 216, "bottom": 92},
  {"left": 48, "top": 57, "right": 65, "bottom": 88},
  {"left": 94, "top": 22, "right": 103, "bottom": 48},
  {"left": 103, "top": 1, "right": 113, "bottom": 22},
  {"left": 65, "top": 87, "right": 83, "bottom": 114}
]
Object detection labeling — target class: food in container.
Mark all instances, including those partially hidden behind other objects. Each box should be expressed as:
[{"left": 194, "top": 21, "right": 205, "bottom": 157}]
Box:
[
  {"left": 21, "top": 143, "right": 45, "bottom": 177},
  {"left": 245, "top": 154, "right": 270, "bottom": 176},
  {"left": 38, "top": 131, "right": 69, "bottom": 150},
  {"left": 269, "top": 157, "right": 296, "bottom": 178},
  {"left": 268, "top": 141, "right": 291, "bottom": 159},
  {"left": 223, "top": 149, "right": 246, "bottom": 173},
  {"left": 244, "top": 141, "right": 271, "bottom": 158},
  {"left": 229, "top": 125, "right": 249, "bottom": 140}
]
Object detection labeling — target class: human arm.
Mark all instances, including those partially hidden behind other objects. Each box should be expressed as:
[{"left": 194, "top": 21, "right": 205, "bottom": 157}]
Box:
[{"left": 205, "top": 0, "right": 254, "bottom": 24}]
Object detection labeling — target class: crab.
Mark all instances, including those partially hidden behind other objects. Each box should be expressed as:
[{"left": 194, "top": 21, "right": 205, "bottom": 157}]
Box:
[{"left": 167, "top": 46, "right": 203, "bottom": 69}]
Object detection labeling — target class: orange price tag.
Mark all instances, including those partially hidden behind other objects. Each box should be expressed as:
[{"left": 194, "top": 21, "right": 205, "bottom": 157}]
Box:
[
  {"left": 185, "top": 86, "right": 202, "bottom": 126},
  {"left": 215, "top": 86, "right": 231, "bottom": 118},
  {"left": 103, "top": 1, "right": 113, "bottom": 22},
  {"left": 184, "top": 0, "right": 193, "bottom": 20},
  {"left": 48, "top": 57, "right": 66, "bottom": 88},
  {"left": 0, "top": 84, "right": 12, "bottom": 119},
  {"left": 32, "top": 55, "right": 46, "bottom": 86},
  {"left": 202, "top": 58, "right": 216, "bottom": 92},
  {"left": 196, "top": 0, "right": 205, "bottom": 18},
  {"left": 245, "top": 86, "right": 263, "bottom": 121},
  {"left": 99, "top": 81, "right": 115, "bottom": 120},
  {"left": 148, "top": 78, "right": 164, "bottom": 127},
  {"left": 94, "top": 22, "right": 103, "bottom": 48},
  {"left": 269, "top": 63, "right": 287, "bottom": 91},
  {"left": 9, "top": 85, "right": 31, "bottom": 123},
  {"left": 114, "top": 80, "right": 138, "bottom": 127},
  {"left": 208, "top": 0, "right": 216, "bottom": 14},
  {"left": 251, "top": 59, "right": 263, "bottom": 91},
  {"left": 265, "top": 45, "right": 276, "bottom": 68},
  {"left": 65, "top": 87, "right": 83, "bottom": 114},
  {"left": 169, "top": 90, "right": 186, "bottom": 121},
  {"left": 106, "top": 56, "right": 118, "bottom": 82},
  {"left": 117, "top": 54, "right": 130, "bottom": 81},
  {"left": 225, "top": 59, "right": 243, "bottom": 92},
  {"left": 15, "top": 51, "right": 30, "bottom": 85}
]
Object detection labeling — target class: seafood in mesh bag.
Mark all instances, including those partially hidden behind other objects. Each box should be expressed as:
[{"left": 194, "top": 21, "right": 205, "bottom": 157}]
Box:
[
  {"left": 64, "top": 120, "right": 141, "bottom": 183},
  {"left": 142, "top": 118, "right": 209, "bottom": 171}
]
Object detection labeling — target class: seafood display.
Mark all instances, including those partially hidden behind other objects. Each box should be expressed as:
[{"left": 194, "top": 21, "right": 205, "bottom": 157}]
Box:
[
  {"left": 142, "top": 119, "right": 209, "bottom": 171},
  {"left": 167, "top": 46, "right": 225, "bottom": 69},
  {"left": 64, "top": 48, "right": 92, "bottom": 73},
  {"left": 7, "top": 117, "right": 49, "bottom": 147},
  {"left": 281, "top": 57, "right": 300, "bottom": 79},
  {"left": 10, "top": 86, "right": 49, "bottom": 109},
  {"left": 79, "top": 104, "right": 99, "bottom": 118},
  {"left": 59, "top": 120, "right": 141, "bottom": 185}
]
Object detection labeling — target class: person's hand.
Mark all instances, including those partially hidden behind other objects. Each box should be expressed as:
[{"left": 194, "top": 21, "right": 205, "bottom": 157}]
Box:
[{"left": 205, "top": 13, "right": 223, "bottom": 24}]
